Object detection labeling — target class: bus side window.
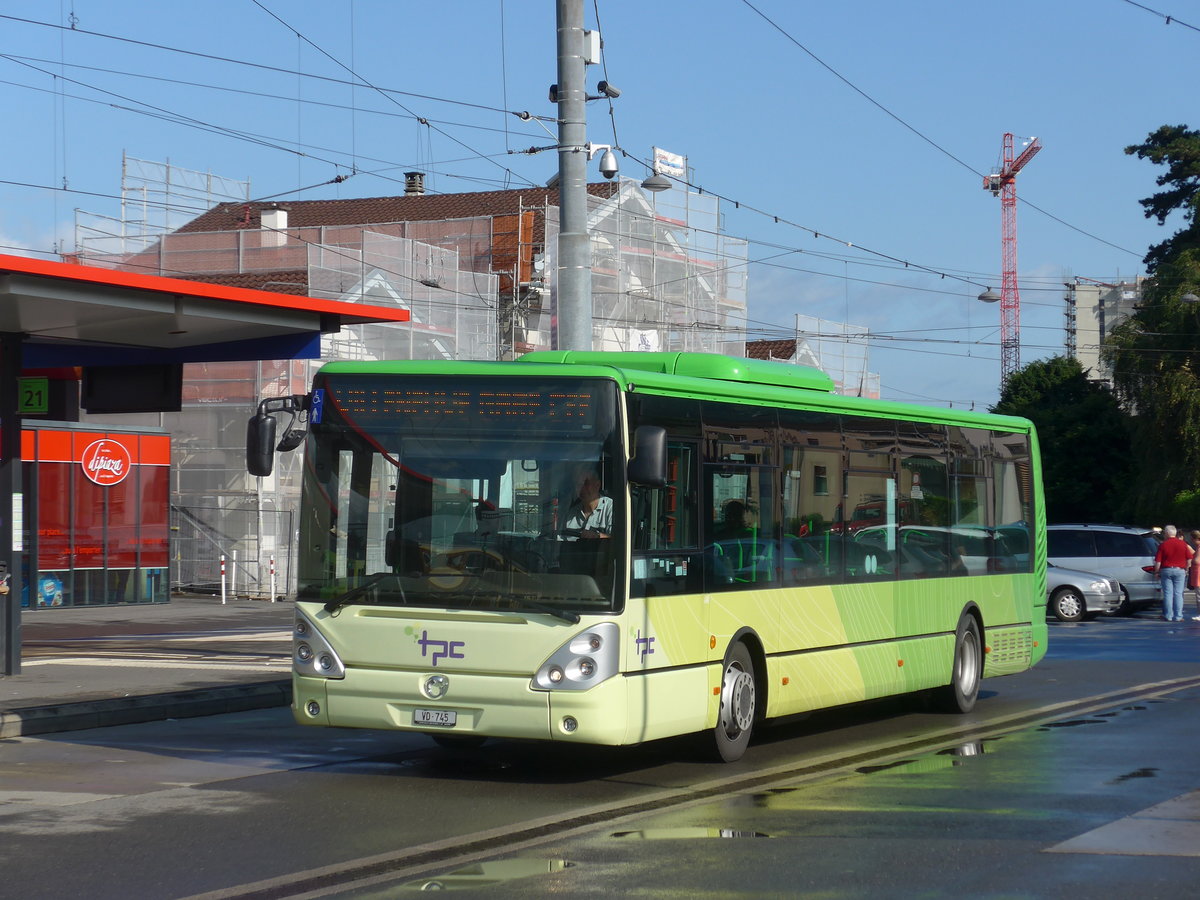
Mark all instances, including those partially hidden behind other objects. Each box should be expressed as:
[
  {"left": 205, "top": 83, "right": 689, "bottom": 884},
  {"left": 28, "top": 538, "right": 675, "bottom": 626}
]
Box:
[{"left": 781, "top": 442, "right": 842, "bottom": 585}]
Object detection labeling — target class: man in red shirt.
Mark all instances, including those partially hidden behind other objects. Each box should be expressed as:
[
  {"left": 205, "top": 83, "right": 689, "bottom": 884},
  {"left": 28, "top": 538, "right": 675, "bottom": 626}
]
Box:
[{"left": 1154, "top": 525, "right": 1194, "bottom": 621}]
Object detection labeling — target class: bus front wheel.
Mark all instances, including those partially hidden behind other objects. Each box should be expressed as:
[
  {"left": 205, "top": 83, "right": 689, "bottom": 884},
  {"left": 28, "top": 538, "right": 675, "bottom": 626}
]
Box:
[
  {"left": 934, "top": 614, "right": 982, "bottom": 713},
  {"left": 713, "top": 642, "right": 757, "bottom": 762}
]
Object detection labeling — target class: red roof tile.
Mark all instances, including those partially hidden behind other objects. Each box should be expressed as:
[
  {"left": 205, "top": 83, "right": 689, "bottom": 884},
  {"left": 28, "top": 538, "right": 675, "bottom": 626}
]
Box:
[
  {"left": 746, "top": 339, "right": 797, "bottom": 360},
  {"left": 180, "top": 270, "right": 310, "bottom": 294},
  {"left": 178, "top": 183, "right": 621, "bottom": 233}
]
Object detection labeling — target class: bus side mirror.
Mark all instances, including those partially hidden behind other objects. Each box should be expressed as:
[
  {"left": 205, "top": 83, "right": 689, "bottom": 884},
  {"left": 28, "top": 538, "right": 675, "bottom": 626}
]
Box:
[
  {"left": 247, "top": 413, "right": 277, "bottom": 477},
  {"left": 628, "top": 425, "right": 667, "bottom": 487}
]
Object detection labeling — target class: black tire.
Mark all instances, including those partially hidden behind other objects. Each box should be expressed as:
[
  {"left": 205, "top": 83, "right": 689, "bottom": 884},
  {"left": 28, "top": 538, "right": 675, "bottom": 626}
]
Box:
[
  {"left": 1116, "top": 586, "right": 1134, "bottom": 617},
  {"left": 1050, "top": 586, "right": 1086, "bottom": 623},
  {"left": 934, "top": 615, "right": 982, "bottom": 713},
  {"left": 712, "top": 642, "right": 757, "bottom": 762}
]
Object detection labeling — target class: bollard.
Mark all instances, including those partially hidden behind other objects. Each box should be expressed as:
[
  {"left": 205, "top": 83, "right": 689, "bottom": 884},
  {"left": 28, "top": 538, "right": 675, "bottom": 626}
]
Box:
[
  {"left": 220, "top": 554, "right": 226, "bottom": 605},
  {"left": 270, "top": 556, "right": 277, "bottom": 602},
  {"left": 232, "top": 550, "right": 238, "bottom": 600}
]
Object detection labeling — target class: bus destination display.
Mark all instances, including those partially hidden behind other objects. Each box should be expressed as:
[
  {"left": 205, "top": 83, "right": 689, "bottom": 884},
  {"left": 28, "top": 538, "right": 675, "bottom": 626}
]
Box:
[{"left": 329, "top": 378, "right": 601, "bottom": 431}]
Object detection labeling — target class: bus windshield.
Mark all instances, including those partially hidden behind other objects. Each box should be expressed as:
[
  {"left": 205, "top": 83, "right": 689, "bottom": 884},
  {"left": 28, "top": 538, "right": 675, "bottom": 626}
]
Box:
[{"left": 297, "top": 373, "right": 624, "bottom": 617}]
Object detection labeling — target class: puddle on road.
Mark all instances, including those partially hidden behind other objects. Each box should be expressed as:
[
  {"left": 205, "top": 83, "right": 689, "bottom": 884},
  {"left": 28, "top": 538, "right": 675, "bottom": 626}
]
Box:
[
  {"left": 1109, "top": 767, "right": 1158, "bottom": 784},
  {"left": 853, "top": 740, "right": 990, "bottom": 776},
  {"left": 611, "top": 827, "right": 769, "bottom": 839},
  {"left": 1037, "top": 703, "right": 1152, "bottom": 732}
]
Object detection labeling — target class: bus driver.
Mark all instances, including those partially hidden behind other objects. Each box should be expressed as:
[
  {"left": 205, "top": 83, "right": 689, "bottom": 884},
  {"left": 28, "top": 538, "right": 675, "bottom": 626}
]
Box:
[{"left": 561, "top": 467, "right": 612, "bottom": 540}]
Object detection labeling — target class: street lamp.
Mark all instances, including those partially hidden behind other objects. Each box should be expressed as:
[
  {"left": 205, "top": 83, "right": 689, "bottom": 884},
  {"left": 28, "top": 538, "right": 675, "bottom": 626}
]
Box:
[
  {"left": 977, "top": 288, "right": 1001, "bottom": 304},
  {"left": 1181, "top": 292, "right": 1200, "bottom": 305},
  {"left": 640, "top": 173, "right": 672, "bottom": 192}
]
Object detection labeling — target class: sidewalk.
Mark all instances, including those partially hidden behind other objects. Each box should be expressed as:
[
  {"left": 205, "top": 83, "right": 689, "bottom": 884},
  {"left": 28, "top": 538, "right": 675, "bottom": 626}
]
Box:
[{"left": 0, "top": 594, "right": 295, "bottom": 738}]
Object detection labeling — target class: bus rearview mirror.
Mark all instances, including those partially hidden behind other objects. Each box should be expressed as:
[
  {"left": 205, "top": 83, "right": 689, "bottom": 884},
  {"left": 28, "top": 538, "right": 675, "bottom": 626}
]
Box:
[
  {"left": 247, "top": 413, "right": 277, "bottom": 477},
  {"left": 628, "top": 425, "right": 667, "bottom": 487}
]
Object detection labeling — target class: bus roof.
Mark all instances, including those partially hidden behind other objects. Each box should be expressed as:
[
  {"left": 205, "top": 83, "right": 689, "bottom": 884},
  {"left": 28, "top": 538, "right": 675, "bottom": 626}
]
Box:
[
  {"left": 518, "top": 351, "right": 836, "bottom": 393},
  {"left": 315, "top": 351, "right": 1032, "bottom": 433}
]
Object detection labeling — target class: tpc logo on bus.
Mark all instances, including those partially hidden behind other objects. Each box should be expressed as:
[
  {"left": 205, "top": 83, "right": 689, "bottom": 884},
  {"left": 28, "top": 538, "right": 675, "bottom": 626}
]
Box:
[{"left": 410, "top": 628, "right": 465, "bottom": 666}]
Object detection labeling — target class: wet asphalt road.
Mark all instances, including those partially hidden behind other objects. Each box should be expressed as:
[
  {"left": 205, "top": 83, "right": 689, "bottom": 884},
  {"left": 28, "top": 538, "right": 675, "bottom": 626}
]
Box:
[{"left": 3, "top": 612, "right": 1200, "bottom": 899}]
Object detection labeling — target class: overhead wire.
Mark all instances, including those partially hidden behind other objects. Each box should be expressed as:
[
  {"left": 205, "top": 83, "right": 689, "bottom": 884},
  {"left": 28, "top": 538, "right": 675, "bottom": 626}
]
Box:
[
  {"left": 0, "top": 6, "right": 1134, "bottom": 398},
  {"left": 1119, "top": 0, "right": 1200, "bottom": 32},
  {"left": 2, "top": 11, "right": 1095, "bottom": 310},
  {"left": 590, "top": 0, "right": 622, "bottom": 156},
  {"left": 247, "top": 0, "right": 538, "bottom": 188},
  {"left": 0, "top": 13, "right": 552, "bottom": 121},
  {"left": 498, "top": 0, "right": 511, "bottom": 188},
  {"left": 736, "top": 0, "right": 1144, "bottom": 261},
  {"left": 0, "top": 54, "right": 548, "bottom": 141},
  {"left": 0, "top": 67, "right": 535, "bottom": 196}
]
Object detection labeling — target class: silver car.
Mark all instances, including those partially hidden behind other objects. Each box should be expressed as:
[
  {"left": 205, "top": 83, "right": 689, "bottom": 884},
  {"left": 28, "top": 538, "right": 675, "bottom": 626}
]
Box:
[
  {"left": 1046, "top": 524, "right": 1161, "bottom": 615},
  {"left": 1046, "top": 562, "right": 1121, "bottom": 622}
]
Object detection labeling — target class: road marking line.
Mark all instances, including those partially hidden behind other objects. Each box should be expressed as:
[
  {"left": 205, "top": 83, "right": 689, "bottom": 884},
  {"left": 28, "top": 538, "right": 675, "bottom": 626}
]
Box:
[{"left": 21, "top": 658, "right": 289, "bottom": 672}]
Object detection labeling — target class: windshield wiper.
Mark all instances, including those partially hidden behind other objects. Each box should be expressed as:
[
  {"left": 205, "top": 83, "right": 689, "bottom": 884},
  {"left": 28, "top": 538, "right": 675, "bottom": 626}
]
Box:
[{"left": 324, "top": 572, "right": 400, "bottom": 614}]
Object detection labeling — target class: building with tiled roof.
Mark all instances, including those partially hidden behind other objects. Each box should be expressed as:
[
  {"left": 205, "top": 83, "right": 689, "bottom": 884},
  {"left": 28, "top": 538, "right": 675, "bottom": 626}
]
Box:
[{"left": 75, "top": 170, "right": 750, "bottom": 593}]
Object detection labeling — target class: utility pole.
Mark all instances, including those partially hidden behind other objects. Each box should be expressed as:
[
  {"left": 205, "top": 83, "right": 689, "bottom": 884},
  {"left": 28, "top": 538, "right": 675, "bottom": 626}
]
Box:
[{"left": 555, "top": 0, "right": 592, "bottom": 352}]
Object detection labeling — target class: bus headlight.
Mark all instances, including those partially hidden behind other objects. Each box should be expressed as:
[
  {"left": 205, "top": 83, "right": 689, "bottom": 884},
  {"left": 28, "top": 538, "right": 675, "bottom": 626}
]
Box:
[
  {"left": 294, "top": 609, "right": 345, "bottom": 679},
  {"left": 532, "top": 622, "right": 618, "bottom": 691}
]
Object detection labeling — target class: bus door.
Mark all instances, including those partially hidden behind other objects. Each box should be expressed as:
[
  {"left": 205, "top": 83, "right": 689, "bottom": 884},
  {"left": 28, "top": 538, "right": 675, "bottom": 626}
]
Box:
[{"left": 630, "top": 440, "right": 703, "bottom": 598}]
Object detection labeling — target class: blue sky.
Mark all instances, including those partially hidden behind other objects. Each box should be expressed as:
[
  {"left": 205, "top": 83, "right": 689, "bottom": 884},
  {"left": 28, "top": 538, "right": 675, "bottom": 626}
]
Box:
[{"left": 0, "top": 0, "right": 1194, "bottom": 409}]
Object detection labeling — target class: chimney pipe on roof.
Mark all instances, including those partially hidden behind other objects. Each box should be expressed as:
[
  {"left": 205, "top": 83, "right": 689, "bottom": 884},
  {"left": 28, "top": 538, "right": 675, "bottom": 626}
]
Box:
[
  {"left": 261, "top": 204, "right": 288, "bottom": 247},
  {"left": 404, "top": 171, "right": 426, "bottom": 195}
]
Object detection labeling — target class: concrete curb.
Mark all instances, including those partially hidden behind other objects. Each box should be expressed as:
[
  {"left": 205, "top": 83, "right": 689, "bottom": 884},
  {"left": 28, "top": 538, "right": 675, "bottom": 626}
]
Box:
[{"left": 0, "top": 680, "right": 293, "bottom": 739}]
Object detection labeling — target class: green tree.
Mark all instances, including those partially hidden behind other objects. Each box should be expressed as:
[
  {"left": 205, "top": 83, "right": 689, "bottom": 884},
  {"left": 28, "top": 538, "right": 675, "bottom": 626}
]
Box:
[
  {"left": 992, "top": 356, "right": 1133, "bottom": 522},
  {"left": 1100, "top": 125, "right": 1200, "bottom": 521},
  {"left": 1125, "top": 125, "right": 1200, "bottom": 274}
]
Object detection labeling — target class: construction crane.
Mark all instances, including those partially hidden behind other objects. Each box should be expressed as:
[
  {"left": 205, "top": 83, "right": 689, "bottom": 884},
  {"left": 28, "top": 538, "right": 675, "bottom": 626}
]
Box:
[{"left": 983, "top": 133, "right": 1041, "bottom": 387}]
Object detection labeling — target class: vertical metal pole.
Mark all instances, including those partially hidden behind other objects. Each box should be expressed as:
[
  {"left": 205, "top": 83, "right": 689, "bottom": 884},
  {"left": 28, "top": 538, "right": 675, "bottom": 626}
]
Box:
[
  {"left": 1, "top": 332, "right": 25, "bottom": 675},
  {"left": 220, "top": 553, "right": 226, "bottom": 605},
  {"left": 555, "top": 0, "right": 593, "bottom": 352}
]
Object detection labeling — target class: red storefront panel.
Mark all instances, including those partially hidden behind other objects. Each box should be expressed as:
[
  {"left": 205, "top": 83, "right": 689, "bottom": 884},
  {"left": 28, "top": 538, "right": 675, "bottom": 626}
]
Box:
[
  {"left": 36, "top": 460, "right": 72, "bottom": 571},
  {"left": 24, "top": 425, "right": 171, "bottom": 606},
  {"left": 72, "top": 431, "right": 110, "bottom": 571},
  {"left": 139, "top": 451, "right": 170, "bottom": 568}
]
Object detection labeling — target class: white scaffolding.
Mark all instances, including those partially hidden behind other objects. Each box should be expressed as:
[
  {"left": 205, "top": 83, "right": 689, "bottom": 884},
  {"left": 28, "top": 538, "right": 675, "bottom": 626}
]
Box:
[
  {"left": 795, "top": 314, "right": 880, "bottom": 398},
  {"left": 75, "top": 154, "right": 251, "bottom": 258},
  {"left": 70, "top": 162, "right": 749, "bottom": 596}
]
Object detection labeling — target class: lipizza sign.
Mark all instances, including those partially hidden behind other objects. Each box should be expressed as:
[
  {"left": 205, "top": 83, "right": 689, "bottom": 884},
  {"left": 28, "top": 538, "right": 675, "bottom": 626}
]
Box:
[{"left": 80, "top": 438, "right": 133, "bottom": 487}]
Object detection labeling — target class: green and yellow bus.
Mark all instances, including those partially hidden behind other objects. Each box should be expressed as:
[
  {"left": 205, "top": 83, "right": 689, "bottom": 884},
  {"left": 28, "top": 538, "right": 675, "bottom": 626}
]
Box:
[{"left": 247, "top": 351, "right": 1047, "bottom": 761}]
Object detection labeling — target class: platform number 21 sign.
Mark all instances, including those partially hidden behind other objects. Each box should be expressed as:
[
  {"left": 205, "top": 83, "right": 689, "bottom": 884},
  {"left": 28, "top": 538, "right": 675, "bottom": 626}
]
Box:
[{"left": 18, "top": 377, "right": 49, "bottom": 415}]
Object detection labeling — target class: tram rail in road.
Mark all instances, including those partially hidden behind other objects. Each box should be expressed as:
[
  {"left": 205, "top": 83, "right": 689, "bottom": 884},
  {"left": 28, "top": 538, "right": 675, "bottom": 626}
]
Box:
[{"left": 182, "top": 672, "right": 1200, "bottom": 900}]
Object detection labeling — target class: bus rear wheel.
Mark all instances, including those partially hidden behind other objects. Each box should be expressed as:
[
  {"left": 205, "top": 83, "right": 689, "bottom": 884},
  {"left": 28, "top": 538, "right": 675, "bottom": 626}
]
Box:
[
  {"left": 712, "top": 642, "right": 757, "bottom": 762},
  {"left": 934, "top": 615, "right": 982, "bottom": 713}
]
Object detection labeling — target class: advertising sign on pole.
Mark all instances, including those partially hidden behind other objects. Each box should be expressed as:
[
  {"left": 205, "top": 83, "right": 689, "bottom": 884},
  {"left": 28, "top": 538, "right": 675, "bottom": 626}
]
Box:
[{"left": 653, "top": 147, "right": 687, "bottom": 178}]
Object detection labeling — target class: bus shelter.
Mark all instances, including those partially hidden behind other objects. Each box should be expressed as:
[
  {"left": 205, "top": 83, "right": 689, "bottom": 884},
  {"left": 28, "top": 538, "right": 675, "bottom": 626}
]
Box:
[{"left": 0, "top": 253, "right": 410, "bottom": 674}]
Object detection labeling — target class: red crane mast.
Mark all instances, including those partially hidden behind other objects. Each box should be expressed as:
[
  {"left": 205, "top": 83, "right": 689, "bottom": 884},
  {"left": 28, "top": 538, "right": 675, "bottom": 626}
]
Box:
[{"left": 984, "top": 133, "right": 1041, "bottom": 387}]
